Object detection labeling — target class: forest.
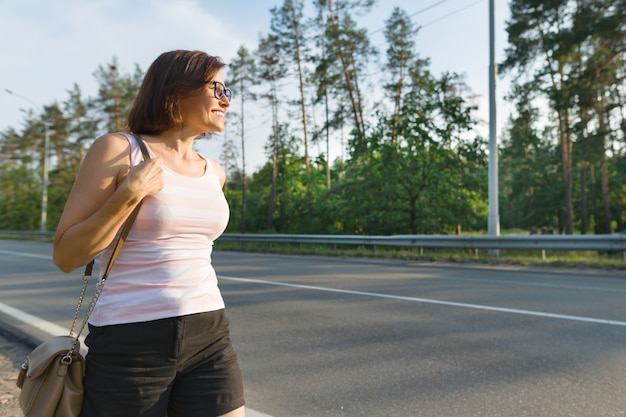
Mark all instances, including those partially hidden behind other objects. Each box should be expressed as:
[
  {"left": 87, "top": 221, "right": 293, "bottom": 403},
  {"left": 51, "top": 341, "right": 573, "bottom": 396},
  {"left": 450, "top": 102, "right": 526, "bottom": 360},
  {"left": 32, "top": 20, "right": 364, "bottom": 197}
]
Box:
[{"left": 1, "top": 0, "right": 625, "bottom": 236}]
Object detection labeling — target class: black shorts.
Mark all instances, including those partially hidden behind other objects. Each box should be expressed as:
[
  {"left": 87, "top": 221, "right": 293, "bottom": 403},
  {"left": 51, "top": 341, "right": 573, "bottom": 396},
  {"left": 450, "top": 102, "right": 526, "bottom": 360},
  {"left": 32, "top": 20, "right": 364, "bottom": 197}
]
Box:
[{"left": 80, "top": 309, "right": 245, "bottom": 417}]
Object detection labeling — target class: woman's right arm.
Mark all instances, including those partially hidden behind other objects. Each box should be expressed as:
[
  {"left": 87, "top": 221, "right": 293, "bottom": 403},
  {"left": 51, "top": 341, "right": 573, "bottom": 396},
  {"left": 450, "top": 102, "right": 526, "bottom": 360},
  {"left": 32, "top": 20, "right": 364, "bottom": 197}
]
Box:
[{"left": 53, "top": 133, "right": 163, "bottom": 273}]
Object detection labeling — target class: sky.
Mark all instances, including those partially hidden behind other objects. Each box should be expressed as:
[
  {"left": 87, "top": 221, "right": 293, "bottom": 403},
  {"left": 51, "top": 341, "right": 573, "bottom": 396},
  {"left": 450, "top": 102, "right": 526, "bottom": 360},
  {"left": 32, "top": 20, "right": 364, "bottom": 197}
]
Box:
[{"left": 0, "top": 0, "right": 512, "bottom": 171}]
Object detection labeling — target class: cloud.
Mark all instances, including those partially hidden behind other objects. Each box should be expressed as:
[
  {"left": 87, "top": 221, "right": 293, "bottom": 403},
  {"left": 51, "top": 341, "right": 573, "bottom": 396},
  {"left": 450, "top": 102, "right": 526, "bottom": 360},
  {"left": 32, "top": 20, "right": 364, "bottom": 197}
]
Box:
[{"left": 1, "top": 0, "right": 242, "bottom": 130}]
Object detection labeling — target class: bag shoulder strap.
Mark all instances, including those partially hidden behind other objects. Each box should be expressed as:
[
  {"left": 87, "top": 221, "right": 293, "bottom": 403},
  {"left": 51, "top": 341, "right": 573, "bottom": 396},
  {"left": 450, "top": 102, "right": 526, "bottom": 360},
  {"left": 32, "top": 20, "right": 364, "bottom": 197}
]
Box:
[
  {"left": 82, "top": 134, "right": 151, "bottom": 280},
  {"left": 99, "top": 134, "right": 151, "bottom": 281},
  {"left": 70, "top": 134, "right": 151, "bottom": 340}
]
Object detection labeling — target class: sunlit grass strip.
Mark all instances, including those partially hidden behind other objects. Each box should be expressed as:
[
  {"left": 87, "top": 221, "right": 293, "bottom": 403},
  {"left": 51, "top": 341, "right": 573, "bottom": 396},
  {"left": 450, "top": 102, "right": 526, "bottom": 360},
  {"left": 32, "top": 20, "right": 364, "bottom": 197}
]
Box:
[
  {"left": 213, "top": 240, "right": 626, "bottom": 270},
  {"left": 0, "top": 233, "right": 53, "bottom": 242}
]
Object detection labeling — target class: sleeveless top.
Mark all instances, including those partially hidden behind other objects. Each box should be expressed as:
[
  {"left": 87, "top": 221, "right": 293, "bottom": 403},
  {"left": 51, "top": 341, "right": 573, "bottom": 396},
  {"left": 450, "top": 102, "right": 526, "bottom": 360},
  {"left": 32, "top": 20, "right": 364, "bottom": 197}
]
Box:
[{"left": 89, "top": 133, "right": 230, "bottom": 326}]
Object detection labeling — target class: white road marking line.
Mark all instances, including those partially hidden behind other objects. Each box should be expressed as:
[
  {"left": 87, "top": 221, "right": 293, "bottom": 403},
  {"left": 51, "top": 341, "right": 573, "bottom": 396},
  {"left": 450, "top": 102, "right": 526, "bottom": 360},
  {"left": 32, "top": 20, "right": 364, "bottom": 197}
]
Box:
[
  {"left": 219, "top": 275, "right": 626, "bottom": 327},
  {"left": 2, "top": 253, "right": 278, "bottom": 414},
  {"left": 0, "top": 301, "right": 275, "bottom": 417},
  {"left": 0, "top": 302, "right": 71, "bottom": 336},
  {"left": 2, "top": 250, "right": 624, "bottom": 325}
]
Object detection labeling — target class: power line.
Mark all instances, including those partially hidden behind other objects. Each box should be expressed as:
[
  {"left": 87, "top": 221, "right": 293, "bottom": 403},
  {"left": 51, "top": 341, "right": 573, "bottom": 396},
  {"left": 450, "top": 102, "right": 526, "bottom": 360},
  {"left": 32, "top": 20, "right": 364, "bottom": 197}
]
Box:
[
  {"left": 369, "top": 0, "right": 485, "bottom": 50},
  {"left": 368, "top": 0, "right": 451, "bottom": 36},
  {"left": 369, "top": 0, "right": 486, "bottom": 39},
  {"left": 421, "top": 0, "right": 484, "bottom": 28},
  {"left": 408, "top": 0, "right": 452, "bottom": 19}
]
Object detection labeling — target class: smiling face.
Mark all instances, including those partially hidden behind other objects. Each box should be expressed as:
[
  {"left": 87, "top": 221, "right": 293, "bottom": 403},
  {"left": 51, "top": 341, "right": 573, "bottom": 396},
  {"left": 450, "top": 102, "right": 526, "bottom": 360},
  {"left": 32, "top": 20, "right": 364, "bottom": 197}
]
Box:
[{"left": 178, "top": 70, "right": 230, "bottom": 134}]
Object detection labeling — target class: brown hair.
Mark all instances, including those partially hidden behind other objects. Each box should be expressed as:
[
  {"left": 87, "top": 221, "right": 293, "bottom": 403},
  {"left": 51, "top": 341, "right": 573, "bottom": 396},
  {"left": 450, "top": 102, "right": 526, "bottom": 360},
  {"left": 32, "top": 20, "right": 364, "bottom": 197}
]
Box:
[{"left": 128, "top": 50, "right": 226, "bottom": 134}]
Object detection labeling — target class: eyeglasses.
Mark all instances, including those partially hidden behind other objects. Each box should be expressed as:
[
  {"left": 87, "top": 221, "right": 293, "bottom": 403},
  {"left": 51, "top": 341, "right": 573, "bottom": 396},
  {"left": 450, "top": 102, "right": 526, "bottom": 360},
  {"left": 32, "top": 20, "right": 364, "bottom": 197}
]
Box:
[{"left": 210, "top": 81, "right": 232, "bottom": 102}]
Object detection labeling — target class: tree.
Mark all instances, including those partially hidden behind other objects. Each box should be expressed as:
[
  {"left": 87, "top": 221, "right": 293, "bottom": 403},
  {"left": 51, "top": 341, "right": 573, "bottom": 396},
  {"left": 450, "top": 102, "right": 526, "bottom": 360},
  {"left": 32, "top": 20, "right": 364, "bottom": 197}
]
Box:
[
  {"left": 0, "top": 125, "right": 40, "bottom": 230},
  {"left": 270, "top": 0, "right": 313, "bottom": 197},
  {"left": 256, "top": 34, "right": 289, "bottom": 230},
  {"left": 502, "top": 0, "right": 576, "bottom": 233},
  {"left": 500, "top": 83, "right": 563, "bottom": 231},
  {"left": 342, "top": 66, "right": 486, "bottom": 235},
  {"left": 322, "top": 0, "right": 377, "bottom": 137},
  {"left": 311, "top": 0, "right": 340, "bottom": 194},
  {"left": 570, "top": 0, "right": 626, "bottom": 232},
  {"left": 383, "top": 7, "right": 420, "bottom": 143},
  {"left": 228, "top": 45, "right": 258, "bottom": 233},
  {"left": 502, "top": 0, "right": 626, "bottom": 234},
  {"left": 0, "top": 104, "right": 72, "bottom": 231},
  {"left": 219, "top": 116, "right": 240, "bottom": 192},
  {"left": 92, "top": 57, "right": 143, "bottom": 132},
  {"left": 63, "top": 83, "right": 98, "bottom": 168}
]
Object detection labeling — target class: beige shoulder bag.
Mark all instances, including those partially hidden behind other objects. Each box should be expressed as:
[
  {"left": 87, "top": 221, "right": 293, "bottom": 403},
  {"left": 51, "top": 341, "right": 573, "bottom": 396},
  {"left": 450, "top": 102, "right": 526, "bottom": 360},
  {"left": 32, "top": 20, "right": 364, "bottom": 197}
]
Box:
[{"left": 16, "top": 135, "right": 151, "bottom": 417}]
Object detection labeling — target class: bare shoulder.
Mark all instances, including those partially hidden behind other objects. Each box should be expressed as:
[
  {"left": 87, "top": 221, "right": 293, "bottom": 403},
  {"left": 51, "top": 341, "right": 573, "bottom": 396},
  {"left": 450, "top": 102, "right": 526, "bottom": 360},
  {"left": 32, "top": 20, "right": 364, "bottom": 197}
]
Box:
[
  {"left": 209, "top": 159, "right": 226, "bottom": 187},
  {"left": 86, "top": 133, "right": 131, "bottom": 161},
  {"left": 78, "top": 133, "right": 131, "bottom": 176},
  {"left": 55, "top": 133, "right": 132, "bottom": 242}
]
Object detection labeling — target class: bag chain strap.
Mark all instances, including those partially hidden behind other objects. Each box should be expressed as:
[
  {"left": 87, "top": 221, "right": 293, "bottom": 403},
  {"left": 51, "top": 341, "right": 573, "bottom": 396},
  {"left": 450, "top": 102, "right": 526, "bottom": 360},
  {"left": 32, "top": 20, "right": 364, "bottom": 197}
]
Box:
[{"left": 66, "top": 134, "right": 151, "bottom": 355}]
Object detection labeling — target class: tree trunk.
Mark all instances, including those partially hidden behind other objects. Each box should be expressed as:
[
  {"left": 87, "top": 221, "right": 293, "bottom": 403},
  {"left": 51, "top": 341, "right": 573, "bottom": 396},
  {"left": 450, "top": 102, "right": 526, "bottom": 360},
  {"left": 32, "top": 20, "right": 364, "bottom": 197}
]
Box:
[
  {"left": 596, "top": 96, "right": 611, "bottom": 233},
  {"left": 557, "top": 107, "right": 574, "bottom": 234},
  {"left": 580, "top": 163, "right": 588, "bottom": 234},
  {"left": 590, "top": 164, "right": 599, "bottom": 233},
  {"left": 327, "top": 0, "right": 364, "bottom": 136},
  {"left": 290, "top": 6, "right": 312, "bottom": 199}
]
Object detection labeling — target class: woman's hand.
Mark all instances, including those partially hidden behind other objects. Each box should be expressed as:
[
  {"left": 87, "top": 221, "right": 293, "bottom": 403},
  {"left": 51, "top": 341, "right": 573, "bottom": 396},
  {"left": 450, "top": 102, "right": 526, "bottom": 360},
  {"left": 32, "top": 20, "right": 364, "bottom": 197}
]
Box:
[
  {"left": 53, "top": 134, "right": 162, "bottom": 272},
  {"left": 118, "top": 157, "right": 164, "bottom": 201}
]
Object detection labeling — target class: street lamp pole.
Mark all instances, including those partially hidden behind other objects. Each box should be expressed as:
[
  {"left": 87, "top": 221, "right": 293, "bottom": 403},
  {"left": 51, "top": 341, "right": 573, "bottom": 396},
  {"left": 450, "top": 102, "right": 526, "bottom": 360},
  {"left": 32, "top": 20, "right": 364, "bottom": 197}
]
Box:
[
  {"left": 4, "top": 89, "right": 50, "bottom": 232},
  {"left": 488, "top": 0, "right": 500, "bottom": 254}
]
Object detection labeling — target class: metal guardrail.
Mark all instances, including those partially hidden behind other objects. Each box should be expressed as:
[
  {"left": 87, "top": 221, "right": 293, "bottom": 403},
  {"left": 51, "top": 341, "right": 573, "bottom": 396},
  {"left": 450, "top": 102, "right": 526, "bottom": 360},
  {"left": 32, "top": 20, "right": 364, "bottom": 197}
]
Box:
[
  {"left": 218, "top": 233, "right": 625, "bottom": 261},
  {"left": 219, "top": 233, "right": 626, "bottom": 252},
  {"left": 2, "top": 230, "right": 624, "bottom": 259}
]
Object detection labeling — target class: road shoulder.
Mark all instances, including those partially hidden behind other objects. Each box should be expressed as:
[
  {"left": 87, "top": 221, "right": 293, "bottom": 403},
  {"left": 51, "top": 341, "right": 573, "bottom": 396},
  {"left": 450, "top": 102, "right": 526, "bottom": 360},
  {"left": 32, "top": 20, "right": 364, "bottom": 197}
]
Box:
[{"left": 0, "top": 327, "right": 32, "bottom": 416}]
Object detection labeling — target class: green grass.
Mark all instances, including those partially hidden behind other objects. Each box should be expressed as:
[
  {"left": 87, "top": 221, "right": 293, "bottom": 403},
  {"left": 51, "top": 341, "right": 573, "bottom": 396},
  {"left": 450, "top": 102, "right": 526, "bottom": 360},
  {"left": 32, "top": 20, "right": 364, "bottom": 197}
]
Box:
[{"left": 0, "top": 233, "right": 54, "bottom": 242}]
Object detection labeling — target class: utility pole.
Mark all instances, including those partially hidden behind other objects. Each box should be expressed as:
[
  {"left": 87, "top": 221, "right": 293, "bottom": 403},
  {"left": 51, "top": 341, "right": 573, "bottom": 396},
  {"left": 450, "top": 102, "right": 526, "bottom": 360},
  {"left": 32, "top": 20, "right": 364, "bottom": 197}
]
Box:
[
  {"left": 4, "top": 89, "right": 50, "bottom": 232},
  {"left": 488, "top": 0, "right": 500, "bottom": 254}
]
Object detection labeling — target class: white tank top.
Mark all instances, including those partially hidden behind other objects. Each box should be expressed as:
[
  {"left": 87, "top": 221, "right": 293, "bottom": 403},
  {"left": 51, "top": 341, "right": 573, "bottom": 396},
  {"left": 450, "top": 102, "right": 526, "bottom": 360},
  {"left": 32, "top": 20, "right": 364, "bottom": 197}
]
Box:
[{"left": 90, "top": 133, "right": 230, "bottom": 326}]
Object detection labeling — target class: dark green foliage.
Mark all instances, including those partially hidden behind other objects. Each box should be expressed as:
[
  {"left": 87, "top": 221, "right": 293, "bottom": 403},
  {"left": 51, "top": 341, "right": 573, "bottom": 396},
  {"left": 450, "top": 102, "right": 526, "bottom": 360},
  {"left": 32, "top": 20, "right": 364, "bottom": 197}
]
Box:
[
  {"left": 502, "top": 0, "right": 626, "bottom": 234},
  {"left": 0, "top": 164, "right": 41, "bottom": 230}
]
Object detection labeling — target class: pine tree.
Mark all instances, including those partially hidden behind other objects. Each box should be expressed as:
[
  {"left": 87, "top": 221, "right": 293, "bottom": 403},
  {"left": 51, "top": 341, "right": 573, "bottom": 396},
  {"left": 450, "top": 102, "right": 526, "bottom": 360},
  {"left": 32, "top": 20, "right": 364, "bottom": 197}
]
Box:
[{"left": 228, "top": 46, "right": 258, "bottom": 233}]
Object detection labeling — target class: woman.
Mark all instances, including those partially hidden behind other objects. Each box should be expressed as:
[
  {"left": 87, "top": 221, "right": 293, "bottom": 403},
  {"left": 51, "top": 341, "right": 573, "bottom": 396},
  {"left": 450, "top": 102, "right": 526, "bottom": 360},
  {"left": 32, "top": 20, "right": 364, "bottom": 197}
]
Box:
[{"left": 53, "top": 50, "right": 245, "bottom": 417}]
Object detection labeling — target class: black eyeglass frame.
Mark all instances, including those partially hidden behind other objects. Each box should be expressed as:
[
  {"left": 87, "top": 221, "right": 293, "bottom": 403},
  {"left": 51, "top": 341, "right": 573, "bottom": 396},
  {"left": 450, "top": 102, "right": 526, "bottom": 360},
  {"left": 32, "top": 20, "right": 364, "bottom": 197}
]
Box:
[{"left": 210, "top": 81, "right": 232, "bottom": 102}]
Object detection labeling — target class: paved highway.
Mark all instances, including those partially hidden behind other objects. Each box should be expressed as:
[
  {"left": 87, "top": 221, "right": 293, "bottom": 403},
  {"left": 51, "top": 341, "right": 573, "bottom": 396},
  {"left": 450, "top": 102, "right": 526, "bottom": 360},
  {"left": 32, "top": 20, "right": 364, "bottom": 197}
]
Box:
[{"left": 1, "top": 239, "right": 626, "bottom": 416}]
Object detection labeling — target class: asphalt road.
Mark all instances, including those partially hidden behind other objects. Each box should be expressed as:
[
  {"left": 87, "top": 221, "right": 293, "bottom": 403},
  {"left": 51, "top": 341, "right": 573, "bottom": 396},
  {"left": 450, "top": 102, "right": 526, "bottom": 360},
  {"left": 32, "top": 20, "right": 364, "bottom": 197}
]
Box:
[{"left": 1, "top": 239, "right": 626, "bottom": 417}]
